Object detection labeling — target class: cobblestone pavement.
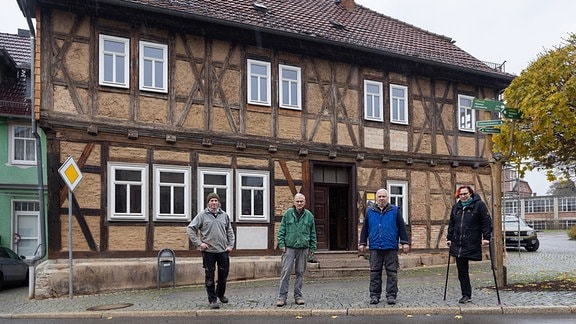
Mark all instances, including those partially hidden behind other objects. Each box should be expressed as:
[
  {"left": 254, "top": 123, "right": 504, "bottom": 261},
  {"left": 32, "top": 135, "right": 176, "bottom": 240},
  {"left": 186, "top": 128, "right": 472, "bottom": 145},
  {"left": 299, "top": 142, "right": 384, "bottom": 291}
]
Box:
[{"left": 1, "top": 232, "right": 575, "bottom": 318}]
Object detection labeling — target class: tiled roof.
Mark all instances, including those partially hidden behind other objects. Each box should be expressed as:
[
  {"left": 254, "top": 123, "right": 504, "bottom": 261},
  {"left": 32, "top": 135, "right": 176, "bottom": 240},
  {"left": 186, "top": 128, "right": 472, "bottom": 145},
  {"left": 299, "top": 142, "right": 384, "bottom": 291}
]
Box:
[
  {"left": 116, "top": 0, "right": 510, "bottom": 78},
  {"left": 0, "top": 32, "right": 31, "bottom": 69},
  {"left": 0, "top": 32, "right": 31, "bottom": 117}
]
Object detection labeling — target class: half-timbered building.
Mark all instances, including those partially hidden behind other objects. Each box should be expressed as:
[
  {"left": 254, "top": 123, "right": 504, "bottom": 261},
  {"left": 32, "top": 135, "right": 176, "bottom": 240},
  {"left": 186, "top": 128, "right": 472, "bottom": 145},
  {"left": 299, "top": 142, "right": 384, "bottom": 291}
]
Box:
[{"left": 19, "top": 0, "right": 514, "bottom": 296}]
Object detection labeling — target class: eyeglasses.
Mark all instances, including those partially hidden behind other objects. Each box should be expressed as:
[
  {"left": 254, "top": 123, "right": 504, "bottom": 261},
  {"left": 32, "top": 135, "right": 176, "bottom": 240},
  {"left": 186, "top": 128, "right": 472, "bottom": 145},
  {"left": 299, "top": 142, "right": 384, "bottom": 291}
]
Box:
[
  {"left": 295, "top": 200, "right": 305, "bottom": 203},
  {"left": 459, "top": 192, "right": 469, "bottom": 196}
]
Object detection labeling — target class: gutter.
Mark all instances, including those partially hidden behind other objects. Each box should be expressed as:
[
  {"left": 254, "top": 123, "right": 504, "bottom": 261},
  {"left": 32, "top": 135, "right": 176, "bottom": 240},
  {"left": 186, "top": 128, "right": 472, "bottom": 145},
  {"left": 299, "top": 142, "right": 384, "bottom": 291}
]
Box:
[{"left": 18, "top": 0, "right": 46, "bottom": 299}]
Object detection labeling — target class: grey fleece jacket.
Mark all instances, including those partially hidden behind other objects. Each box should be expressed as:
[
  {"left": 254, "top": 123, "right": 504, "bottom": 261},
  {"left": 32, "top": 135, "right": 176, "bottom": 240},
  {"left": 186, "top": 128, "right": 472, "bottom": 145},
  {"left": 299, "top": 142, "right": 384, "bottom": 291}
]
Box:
[{"left": 187, "top": 208, "right": 235, "bottom": 253}]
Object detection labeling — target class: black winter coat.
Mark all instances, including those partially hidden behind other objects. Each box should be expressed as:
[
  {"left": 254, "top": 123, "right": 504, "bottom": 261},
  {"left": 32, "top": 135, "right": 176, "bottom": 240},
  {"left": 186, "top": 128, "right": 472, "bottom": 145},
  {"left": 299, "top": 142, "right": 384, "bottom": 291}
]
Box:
[{"left": 447, "top": 194, "right": 492, "bottom": 261}]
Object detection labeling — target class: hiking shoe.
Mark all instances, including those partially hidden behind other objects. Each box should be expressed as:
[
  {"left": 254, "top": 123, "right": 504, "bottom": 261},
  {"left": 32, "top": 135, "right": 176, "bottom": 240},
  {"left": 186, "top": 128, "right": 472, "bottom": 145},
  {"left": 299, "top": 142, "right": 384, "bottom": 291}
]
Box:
[
  {"left": 370, "top": 297, "right": 379, "bottom": 304},
  {"left": 295, "top": 297, "right": 305, "bottom": 305},
  {"left": 209, "top": 301, "right": 220, "bottom": 309},
  {"left": 458, "top": 296, "right": 472, "bottom": 304},
  {"left": 387, "top": 297, "right": 396, "bottom": 305},
  {"left": 276, "top": 298, "right": 286, "bottom": 307},
  {"left": 219, "top": 296, "right": 229, "bottom": 303}
]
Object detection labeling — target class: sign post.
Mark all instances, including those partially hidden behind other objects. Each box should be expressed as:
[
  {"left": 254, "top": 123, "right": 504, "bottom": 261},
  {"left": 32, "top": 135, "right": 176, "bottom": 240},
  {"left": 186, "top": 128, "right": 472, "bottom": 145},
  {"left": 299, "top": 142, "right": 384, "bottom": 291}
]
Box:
[
  {"left": 472, "top": 99, "right": 506, "bottom": 112},
  {"left": 58, "top": 156, "right": 83, "bottom": 299}
]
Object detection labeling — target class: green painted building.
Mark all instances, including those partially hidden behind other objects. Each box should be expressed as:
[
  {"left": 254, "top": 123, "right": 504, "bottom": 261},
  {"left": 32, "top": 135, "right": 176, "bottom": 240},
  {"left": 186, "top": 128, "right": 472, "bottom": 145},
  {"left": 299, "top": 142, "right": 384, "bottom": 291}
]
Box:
[{"left": 0, "top": 29, "right": 46, "bottom": 259}]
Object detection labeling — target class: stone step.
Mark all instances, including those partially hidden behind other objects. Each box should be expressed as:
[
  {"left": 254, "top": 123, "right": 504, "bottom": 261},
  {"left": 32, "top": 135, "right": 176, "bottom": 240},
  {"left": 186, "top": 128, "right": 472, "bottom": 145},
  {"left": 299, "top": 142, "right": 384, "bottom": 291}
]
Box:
[{"left": 305, "top": 252, "right": 450, "bottom": 279}]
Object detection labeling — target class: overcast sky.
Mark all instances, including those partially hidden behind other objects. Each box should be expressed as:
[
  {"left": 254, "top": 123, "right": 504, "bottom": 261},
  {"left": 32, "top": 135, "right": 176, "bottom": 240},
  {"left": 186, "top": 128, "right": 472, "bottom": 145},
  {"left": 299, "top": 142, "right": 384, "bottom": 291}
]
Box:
[{"left": 3, "top": 0, "right": 574, "bottom": 195}]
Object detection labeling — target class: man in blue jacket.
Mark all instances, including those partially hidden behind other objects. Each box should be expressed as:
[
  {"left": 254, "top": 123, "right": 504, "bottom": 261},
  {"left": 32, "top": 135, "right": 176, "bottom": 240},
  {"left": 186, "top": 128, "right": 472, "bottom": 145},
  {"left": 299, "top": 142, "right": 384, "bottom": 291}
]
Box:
[{"left": 359, "top": 188, "right": 410, "bottom": 305}]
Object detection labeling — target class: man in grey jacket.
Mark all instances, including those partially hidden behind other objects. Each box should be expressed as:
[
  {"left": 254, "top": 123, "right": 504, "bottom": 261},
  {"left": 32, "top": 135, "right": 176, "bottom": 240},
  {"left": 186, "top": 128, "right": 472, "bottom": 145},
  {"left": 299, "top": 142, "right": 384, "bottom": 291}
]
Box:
[{"left": 187, "top": 192, "right": 235, "bottom": 309}]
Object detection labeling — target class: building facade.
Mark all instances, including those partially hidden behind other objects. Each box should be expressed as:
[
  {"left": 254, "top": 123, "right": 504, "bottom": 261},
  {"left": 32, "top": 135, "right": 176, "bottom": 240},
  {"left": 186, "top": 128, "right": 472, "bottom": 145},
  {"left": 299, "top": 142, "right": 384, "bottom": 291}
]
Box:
[
  {"left": 20, "top": 0, "right": 513, "bottom": 273},
  {"left": 0, "top": 29, "right": 46, "bottom": 259}
]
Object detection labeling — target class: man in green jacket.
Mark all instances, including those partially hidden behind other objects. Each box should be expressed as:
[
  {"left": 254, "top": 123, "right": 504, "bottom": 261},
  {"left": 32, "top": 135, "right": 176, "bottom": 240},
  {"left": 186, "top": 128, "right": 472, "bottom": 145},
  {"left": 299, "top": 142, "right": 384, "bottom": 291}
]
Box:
[{"left": 276, "top": 193, "right": 317, "bottom": 307}]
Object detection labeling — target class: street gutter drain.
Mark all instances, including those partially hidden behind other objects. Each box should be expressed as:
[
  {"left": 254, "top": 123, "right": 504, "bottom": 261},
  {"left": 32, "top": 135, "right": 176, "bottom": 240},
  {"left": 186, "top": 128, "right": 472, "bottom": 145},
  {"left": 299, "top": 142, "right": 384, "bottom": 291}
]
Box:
[{"left": 87, "top": 303, "right": 134, "bottom": 311}]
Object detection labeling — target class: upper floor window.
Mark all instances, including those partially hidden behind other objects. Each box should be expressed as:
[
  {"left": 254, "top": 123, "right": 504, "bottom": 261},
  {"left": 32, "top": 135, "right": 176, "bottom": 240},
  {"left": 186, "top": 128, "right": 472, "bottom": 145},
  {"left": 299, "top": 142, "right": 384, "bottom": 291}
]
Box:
[
  {"left": 107, "top": 163, "right": 148, "bottom": 221},
  {"left": 139, "top": 41, "right": 168, "bottom": 93},
  {"left": 99, "top": 35, "right": 129, "bottom": 88},
  {"left": 236, "top": 170, "right": 269, "bottom": 222},
  {"left": 279, "top": 64, "right": 301, "bottom": 110},
  {"left": 458, "top": 94, "right": 475, "bottom": 132},
  {"left": 364, "top": 80, "right": 383, "bottom": 121},
  {"left": 247, "top": 59, "right": 271, "bottom": 106},
  {"left": 197, "top": 167, "right": 232, "bottom": 216},
  {"left": 153, "top": 165, "right": 190, "bottom": 221},
  {"left": 503, "top": 200, "right": 518, "bottom": 215},
  {"left": 559, "top": 197, "right": 576, "bottom": 212},
  {"left": 9, "top": 124, "right": 36, "bottom": 165},
  {"left": 524, "top": 198, "right": 553, "bottom": 214},
  {"left": 387, "top": 181, "right": 408, "bottom": 224},
  {"left": 390, "top": 84, "right": 408, "bottom": 124}
]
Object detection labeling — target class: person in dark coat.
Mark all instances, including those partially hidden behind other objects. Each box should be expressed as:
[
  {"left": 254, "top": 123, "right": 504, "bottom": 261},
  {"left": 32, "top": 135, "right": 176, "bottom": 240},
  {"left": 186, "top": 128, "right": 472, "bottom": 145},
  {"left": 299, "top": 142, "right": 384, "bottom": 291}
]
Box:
[{"left": 446, "top": 185, "right": 492, "bottom": 304}]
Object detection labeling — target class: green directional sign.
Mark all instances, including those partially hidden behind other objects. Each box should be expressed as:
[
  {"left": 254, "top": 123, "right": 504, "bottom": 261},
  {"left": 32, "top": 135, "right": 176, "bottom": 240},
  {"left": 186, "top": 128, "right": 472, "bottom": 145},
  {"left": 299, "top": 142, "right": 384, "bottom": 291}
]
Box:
[
  {"left": 502, "top": 107, "right": 522, "bottom": 120},
  {"left": 472, "top": 99, "right": 506, "bottom": 112},
  {"left": 479, "top": 127, "right": 501, "bottom": 134},
  {"left": 476, "top": 119, "right": 504, "bottom": 127}
]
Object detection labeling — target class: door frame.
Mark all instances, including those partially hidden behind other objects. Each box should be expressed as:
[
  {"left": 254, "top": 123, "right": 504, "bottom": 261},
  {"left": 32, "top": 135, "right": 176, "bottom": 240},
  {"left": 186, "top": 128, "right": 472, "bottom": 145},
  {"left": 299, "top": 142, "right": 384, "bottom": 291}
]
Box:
[{"left": 310, "top": 162, "right": 357, "bottom": 251}]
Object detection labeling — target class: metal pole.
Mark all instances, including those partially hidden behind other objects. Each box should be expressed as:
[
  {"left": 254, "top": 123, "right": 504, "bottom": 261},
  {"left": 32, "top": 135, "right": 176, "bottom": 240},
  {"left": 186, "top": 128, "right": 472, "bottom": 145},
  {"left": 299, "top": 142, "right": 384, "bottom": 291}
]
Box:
[
  {"left": 489, "top": 237, "right": 501, "bottom": 304},
  {"left": 443, "top": 254, "right": 451, "bottom": 301},
  {"left": 68, "top": 190, "right": 73, "bottom": 299}
]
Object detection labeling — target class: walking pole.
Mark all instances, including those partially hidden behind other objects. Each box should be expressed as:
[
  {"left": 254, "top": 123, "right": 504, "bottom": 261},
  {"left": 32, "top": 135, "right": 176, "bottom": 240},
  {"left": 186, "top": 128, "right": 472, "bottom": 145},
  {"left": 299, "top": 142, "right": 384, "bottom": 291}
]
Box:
[
  {"left": 443, "top": 253, "right": 450, "bottom": 301},
  {"left": 488, "top": 236, "right": 502, "bottom": 305}
]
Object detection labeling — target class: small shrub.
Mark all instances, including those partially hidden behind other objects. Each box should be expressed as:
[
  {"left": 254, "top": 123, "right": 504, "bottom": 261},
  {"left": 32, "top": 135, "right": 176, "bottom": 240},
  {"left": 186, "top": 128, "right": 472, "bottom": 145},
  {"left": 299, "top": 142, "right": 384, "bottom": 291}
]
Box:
[{"left": 568, "top": 226, "right": 576, "bottom": 240}]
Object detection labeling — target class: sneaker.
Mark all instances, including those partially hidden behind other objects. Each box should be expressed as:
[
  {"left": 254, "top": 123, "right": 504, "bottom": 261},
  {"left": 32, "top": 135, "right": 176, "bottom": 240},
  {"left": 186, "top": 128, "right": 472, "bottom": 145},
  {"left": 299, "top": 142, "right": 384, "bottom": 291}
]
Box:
[
  {"left": 295, "top": 297, "right": 305, "bottom": 305},
  {"left": 370, "top": 297, "right": 379, "bottom": 304},
  {"left": 219, "top": 296, "right": 229, "bottom": 303},
  {"left": 458, "top": 296, "right": 472, "bottom": 304},
  {"left": 209, "top": 301, "right": 220, "bottom": 309},
  {"left": 276, "top": 298, "right": 286, "bottom": 307},
  {"left": 387, "top": 297, "right": 396, "bottom": 305}
]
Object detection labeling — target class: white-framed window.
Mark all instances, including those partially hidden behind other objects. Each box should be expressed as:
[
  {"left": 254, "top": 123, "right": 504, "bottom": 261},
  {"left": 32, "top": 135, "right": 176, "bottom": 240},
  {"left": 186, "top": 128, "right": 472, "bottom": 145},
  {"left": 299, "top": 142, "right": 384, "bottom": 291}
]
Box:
[
  {"left": 279, "top": 64, "right": 301, "bottom": 110},
  {"left": 107, "top": 162, "right": 148, "bottom": 221},
  {"left": 153, "top": 165, "right": 190, "bottom": 221},
  {"left": 387, "top": 180, "right": 408, "bottom": 224},
  {"left": 236, "top": 170, "right": 269, "bottom": 222},
  {"left": 99, "top": 34, "right": 129, "bottom": 88},
  {"left": 559, "top": 197, "right": 576, "bottom": 212},
  {"left": 247, "top": 59, "right": 271, "bottom": 106},
  {"left": 197, "top": 167, "right": 232, "bottom": 216},
  {"left": 139, "top": 41, "right": 168, "bottom": 93},
  {"left": 9, "top": 124, "right": 36, "bottom": 165},
  {"left": 364, "top": 80, "right": 383, "bottom": 121},
  {"left": 390, "top": 84, "right": 408, "bottom": 124},
  {"left": 503, "top": 200, "right": 518, "bottom": 215},
  {"left": 13, "top": 200, "right": 40, "bottom": 258},
  {"left": 458, "top": 94, "right": 475, "bottom": 132}
]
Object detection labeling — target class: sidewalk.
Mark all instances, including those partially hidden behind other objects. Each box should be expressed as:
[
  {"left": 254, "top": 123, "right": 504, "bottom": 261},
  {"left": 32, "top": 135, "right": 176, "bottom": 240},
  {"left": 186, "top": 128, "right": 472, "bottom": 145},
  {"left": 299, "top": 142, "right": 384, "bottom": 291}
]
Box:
[{"left": 1, "top": 261, "right": 575, "bottom": 319}]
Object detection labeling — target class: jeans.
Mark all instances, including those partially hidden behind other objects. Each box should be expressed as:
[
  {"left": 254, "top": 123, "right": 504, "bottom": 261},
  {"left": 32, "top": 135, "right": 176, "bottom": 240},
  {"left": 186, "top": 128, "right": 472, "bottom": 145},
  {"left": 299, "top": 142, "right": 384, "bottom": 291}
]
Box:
[
  {"left": 455, "top": 257, "right": 472, "bottom": 298},
  {"left": 278, "top": 247, "right": 308, "bottom": 300},
  {"left": 202, "top": 251, "right": 230, "bottom": 302},
  {"left": 369, "top": 249, "right": 399, "bottom": 299}
]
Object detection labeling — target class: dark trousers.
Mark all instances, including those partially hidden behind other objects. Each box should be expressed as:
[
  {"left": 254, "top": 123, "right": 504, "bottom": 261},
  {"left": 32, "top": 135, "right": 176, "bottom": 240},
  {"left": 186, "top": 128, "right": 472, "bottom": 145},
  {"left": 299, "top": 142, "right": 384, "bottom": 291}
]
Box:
[
  {"left": 202, "top": 251, "right": 230, "bottom": 302},
  {"left": 455, "top": 257, "right": 472, "bottom": 298},
  {"left": 369, "top": 249, "right": 399, "bottom": 299}
]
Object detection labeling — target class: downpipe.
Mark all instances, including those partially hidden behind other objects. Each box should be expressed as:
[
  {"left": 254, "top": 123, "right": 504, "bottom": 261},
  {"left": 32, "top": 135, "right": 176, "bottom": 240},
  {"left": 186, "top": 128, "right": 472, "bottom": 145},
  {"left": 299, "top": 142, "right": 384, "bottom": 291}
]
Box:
[{"left": 19, "top": 0, "right": 47, "bottom": 299}]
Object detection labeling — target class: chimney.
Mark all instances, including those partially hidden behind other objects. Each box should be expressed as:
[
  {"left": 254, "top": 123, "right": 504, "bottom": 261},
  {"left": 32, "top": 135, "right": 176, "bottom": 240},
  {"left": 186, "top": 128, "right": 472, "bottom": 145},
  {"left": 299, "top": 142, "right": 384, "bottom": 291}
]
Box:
[{"left": 340, "top": 0, "right": 355, "bottom": 12}]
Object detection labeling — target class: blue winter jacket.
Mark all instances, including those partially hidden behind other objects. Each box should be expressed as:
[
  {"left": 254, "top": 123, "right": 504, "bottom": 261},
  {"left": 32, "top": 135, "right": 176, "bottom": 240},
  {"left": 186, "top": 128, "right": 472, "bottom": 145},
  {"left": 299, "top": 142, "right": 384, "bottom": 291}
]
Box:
[{"left": 359, "top": 203, "right": 409, "bottom": 250}]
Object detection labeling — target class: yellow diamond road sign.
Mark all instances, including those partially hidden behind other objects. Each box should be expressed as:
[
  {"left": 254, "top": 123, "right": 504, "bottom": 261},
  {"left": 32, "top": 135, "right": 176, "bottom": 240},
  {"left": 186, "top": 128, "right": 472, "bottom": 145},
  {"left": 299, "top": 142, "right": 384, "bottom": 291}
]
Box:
[{"left": 58, "top": 156, "right": 83, "bottom": 191}]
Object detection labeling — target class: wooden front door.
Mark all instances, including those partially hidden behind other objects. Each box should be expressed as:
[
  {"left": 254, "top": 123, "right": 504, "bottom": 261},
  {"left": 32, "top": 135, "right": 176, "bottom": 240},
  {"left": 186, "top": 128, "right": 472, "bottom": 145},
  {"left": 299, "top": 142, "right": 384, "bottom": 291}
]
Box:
[{"left": 313, "top": 186, "right": 329, "bottom": 250}]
